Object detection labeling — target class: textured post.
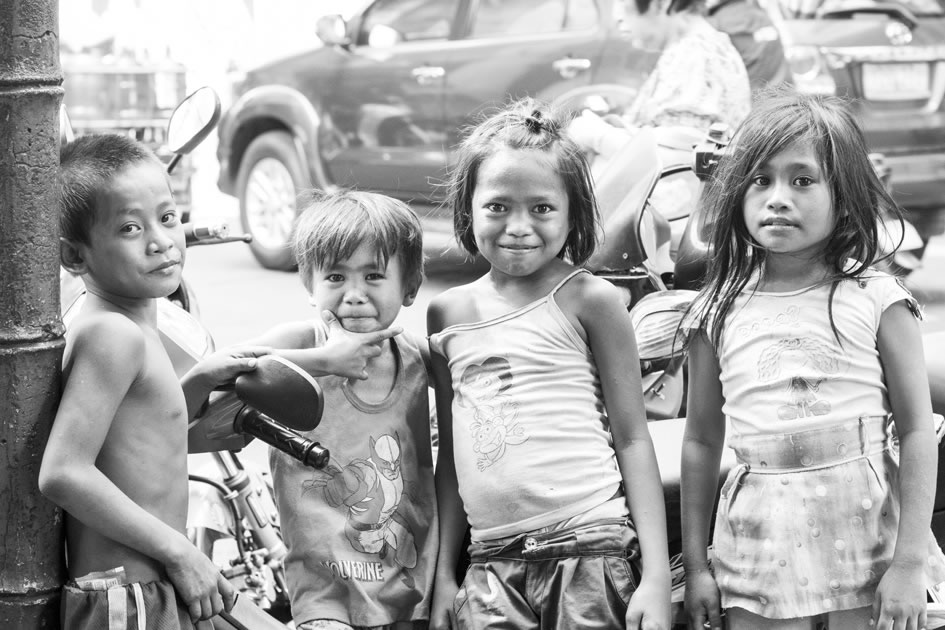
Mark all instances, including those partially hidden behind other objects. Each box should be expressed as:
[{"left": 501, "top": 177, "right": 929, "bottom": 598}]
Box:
[{"left": 0, "top": 0, "right": 66, "bottom": 628}]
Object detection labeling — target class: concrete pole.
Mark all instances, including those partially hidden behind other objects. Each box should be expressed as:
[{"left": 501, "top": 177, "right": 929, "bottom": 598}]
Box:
[{"left": 0, "top": 0, "right": 66, "bottom": 628}]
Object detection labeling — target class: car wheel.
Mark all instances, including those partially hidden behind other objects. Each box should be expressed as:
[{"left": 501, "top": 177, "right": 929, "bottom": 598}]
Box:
[{"left": 236, "top": 130, "right": 309, "bottom": 270}]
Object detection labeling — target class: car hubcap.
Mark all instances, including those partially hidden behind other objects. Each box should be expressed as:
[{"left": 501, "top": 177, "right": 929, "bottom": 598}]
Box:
[{"left": 244, "top": 157, "right": 298, "bottom": 249}]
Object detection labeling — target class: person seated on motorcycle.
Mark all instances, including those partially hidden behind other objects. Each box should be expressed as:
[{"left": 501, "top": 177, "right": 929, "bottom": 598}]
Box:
[
  {"left": 246, "top": 190, "right": 438, "bottom": 630},
  {"left": 569, "top": 0, "right": 751, "bottom": 163},
  {"left": 40, "top": 133, "right": 267, "bottom": 629},
  {"left": 705, "top": 0, "right": 793, "bottom": 94}
]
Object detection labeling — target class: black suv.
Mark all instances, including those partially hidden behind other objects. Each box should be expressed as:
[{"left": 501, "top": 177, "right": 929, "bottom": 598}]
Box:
[
  {"left": 216, "top": 0, "right": 945, "bottom": 270},
  {"left": 215, "top": 0, "right": 653, "bottom": 269}
]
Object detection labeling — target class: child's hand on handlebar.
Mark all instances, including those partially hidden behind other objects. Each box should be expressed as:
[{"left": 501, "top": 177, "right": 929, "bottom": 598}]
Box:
[
  {"left": 165, "top": 536, "right": 236, "bottom": 620},
  {"left": 321, "top": 310, "right": 402, "bottom": 380}
]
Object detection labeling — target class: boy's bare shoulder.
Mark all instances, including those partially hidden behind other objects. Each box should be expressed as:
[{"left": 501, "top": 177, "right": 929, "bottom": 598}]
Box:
[{"left": 67, "top": 311, "right": 147, "bottom": 364}]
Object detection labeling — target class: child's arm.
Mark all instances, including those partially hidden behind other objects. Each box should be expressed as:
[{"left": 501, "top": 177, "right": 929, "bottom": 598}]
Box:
[
  {"left": 679, "top": 331, "right": 727, "bottom": 630},
  {"left": 39, "top": 317, "right": 234, "bottom": 620},
  {"left": 874, "top": 301, "right": 938, "bottom": 630},
  {"left": 248, "top": 311, "right": 402, "bottom": 380},
  {"left": 427, "top": 297, "right": 467, "bottom": 630},
  {"left": 578, "top": 280, "right": 672, "bottom": 630},
  {"left": 181, "top": 345, "right": 269, "bottom": 420}
]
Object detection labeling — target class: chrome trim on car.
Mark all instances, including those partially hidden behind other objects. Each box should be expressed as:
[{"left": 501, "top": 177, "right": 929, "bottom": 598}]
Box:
[
  {"left": 820, "top": 45, "right": 945, "bottom": 62},
  {"left": 886, "top": 21, "right": 914, "bottom": 46}
]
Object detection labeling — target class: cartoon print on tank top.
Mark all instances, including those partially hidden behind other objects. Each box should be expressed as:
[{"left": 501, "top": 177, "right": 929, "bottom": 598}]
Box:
[
  {"left": 455, "top": 356, "right": 528, "bottom": 471},
  {"left": 303, "top": 432, "right": 419, "bottom": 584}
]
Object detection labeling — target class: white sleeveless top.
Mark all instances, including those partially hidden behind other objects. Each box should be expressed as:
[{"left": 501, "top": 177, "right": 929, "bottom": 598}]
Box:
[{"left": 429, "top": 270, "right": 624, "bottom": 540}]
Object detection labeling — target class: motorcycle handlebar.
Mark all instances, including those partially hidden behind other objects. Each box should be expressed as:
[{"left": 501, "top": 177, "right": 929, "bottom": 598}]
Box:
[
  {"left": 183, "top": 223, "right": 253, "bottom": 247},
  {"left": 234, "top": 406, "right": 330, "bottom": 469}
]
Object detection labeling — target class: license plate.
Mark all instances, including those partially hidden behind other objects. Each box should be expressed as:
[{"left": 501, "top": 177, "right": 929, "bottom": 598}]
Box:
[{"left": 862, "top": 62, "right": 931, "bottom": 101}]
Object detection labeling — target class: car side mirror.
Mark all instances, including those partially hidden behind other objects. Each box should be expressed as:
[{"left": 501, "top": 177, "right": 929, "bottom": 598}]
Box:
[
  {"left": 316, "top": 14, "right": 350, "bottom": 46},
  {"left": 367, "top": 24, "right": 404, "bottom": 48}
]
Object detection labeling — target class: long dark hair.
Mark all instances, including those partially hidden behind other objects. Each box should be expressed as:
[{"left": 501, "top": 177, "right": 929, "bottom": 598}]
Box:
[
  {"left": 445, "top": 97, "right": 600, "bottom": 266},
  {"left": 690, "top": 89, "right": 902, "bottom": 349}
]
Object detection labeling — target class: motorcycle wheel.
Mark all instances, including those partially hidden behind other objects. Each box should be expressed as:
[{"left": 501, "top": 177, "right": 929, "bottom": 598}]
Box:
[{"left": 237, "top": 130, "right": 308, "bottom": 271}]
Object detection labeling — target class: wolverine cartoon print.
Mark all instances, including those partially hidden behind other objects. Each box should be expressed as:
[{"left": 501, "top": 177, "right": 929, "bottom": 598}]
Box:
[{"left": 303, "top": 432, "right": 418, "bottom": 572}]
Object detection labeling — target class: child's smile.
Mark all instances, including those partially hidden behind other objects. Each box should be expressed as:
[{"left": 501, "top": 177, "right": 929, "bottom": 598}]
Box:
[
  {"left": 471, "top": 147, "right": 570, "bottom": 280},
  {"left": 77, "top": 161, "right": 184, "bottom": 303}
]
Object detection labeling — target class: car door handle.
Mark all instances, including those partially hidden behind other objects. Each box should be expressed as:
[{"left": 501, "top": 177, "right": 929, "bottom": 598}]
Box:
[
  {"left": 552, "top": 57, "right": 591, "bottom": 79},
  {"left": 411, "top": 66, "right": 445, "bottom": 85}
]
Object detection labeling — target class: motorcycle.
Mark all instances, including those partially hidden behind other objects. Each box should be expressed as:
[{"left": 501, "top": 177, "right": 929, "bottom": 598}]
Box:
[{"left": 59, "top": 87, "right": 328, "bottom": 629}]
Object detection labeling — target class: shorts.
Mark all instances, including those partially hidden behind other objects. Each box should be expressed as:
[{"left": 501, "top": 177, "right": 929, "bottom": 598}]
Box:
[
  {"left": 712, "top": 417, "right": 945, "bottom": 619},
  {"left": 61, "top": 574, "right": 213, "bottom": 630},
  {"left": 453, "top": 518, "right": 639, "bottom": 630}
]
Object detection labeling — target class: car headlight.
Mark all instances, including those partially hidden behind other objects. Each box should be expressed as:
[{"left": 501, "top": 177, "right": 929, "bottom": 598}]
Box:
[{"left": 785, "top": 45, "right": 837, "bottom": 95}]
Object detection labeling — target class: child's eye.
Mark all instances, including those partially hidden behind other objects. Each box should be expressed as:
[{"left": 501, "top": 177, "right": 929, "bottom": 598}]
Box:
[
  {"left": 533, "top": 204, "right": 553, "bottom": 215},
  {"left": 366, "top": 272, "right": 386, "bottom": 281},
  {"left": 751, "top": 175, "right": 769, "bottom": 186},
  {"left": 326, "top": 273, "right": 344, "bottom": 282},
  {"left": 794, "top": 176, "right": 814, "bottom": 187},
  {"left": 485, "top": 203, "right": 506, "bottom": 213},
  {"left": 161, "top": 210, "right": 179, "bottom": 225},
  {"left": 119, "top": 223, "right": 141, "bottom": 235}
]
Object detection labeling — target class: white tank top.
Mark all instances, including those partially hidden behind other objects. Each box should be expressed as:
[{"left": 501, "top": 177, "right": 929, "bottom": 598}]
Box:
[{"left": 429, "top": 270, "right": 624, "bottom": 540}]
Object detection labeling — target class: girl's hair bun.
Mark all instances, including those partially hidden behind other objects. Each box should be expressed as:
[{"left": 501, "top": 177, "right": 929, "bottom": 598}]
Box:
[{"left": 525, "top": 109, "right": 544, "bottom": 133}]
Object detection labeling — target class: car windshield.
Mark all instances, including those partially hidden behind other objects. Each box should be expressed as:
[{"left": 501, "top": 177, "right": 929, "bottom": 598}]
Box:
[{"left": 773, "top": 0, "right": 944, "bottom": 17}]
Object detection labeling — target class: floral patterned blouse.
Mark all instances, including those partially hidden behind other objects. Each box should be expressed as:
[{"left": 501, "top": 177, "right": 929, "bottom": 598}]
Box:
[{"left": 626, "top": 17, "right": 751, "bottom": 130}]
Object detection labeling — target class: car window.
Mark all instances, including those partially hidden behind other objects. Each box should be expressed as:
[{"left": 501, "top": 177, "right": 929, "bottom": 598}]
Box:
[
  {"left": 471, "top": 0, "right": 598, "bottom": 38},
  {"left": 358, "top": 0, "right": 459, "bottom": 45},
  {"left": 775, "top": 0, "right": 943, "bottom": 17}
]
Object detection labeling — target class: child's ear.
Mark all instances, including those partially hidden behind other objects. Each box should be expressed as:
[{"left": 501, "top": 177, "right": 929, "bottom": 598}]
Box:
[
  {"left": 402, "top": 281, "right": 420, "bottom": 307},
  {"left": 60, "top": 238, "right": 88, "bottom": 274}
]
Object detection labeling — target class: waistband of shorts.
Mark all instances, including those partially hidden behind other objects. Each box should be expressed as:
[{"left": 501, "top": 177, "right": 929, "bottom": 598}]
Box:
[
  {"left": 468, "top": 517, "right": 635, "bottom": 562},
  {"left": 729, "top": 415, "right": 891, "bottom": 472}
]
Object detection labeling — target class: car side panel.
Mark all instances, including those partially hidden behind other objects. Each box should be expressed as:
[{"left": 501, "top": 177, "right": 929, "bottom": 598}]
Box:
[
  {"left": 320, "top": 39, "right": 449, "bottom": 203},
  {"left": 440, "top": 28, "right": 608, "bottom": 172}
]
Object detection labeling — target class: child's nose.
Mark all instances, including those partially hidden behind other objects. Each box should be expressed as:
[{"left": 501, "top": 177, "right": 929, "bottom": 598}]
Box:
[
  {"left": 147, "top": 230, "right": 176, "bottom": 254},
  {"left": 766, "top": 180, "right": 791, "bottom": 210},
  {"left": 343, "top": 284, "right": 368, "bottom": 303},
  {"left": 505, "top": 210, "right": 533, "bottom": 236}
]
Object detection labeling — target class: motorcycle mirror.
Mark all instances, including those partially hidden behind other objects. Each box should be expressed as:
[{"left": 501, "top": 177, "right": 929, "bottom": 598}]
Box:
[
  {"left": 166, "top": 86, "right": 221, "bottom": 157},
  {"left": 235, "top": 356, "right": 324, "bottom": 431}
]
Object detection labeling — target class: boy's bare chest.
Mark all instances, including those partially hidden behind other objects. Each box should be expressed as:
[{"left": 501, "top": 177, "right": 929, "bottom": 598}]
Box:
[{"left": 117, "top": 337, "right": 188, "bottom": 439}]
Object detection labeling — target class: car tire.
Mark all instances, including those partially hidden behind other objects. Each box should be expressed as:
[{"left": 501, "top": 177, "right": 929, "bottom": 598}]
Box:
[{"left": 236, "top": 130, "right": 309, "bottom": 271}]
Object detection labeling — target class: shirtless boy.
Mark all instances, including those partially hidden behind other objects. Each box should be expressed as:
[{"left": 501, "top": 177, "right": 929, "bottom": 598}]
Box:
[{"left": 39, "top": 133, "right": 263, "bottom": 629}]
